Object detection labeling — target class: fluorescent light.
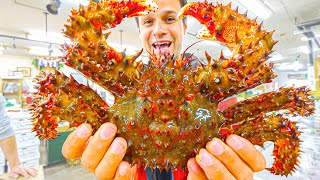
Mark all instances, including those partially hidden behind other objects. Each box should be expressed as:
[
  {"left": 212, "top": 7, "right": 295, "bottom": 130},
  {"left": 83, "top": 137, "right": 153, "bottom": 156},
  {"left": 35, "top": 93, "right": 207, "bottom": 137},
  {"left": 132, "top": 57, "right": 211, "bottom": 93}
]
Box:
[
  {"left": 298, "top": 46, "right": 309, "bottom": 54},
  {"left": 28, "top": 30, "right": 68, "bottom": 44},
  {"left": 235, "top": 0, "right": 273, "bottom": 20},
  {"left": 28, "top": 47, "right": 49, "bottom": 56},
  {"left": 51, "top": 49, "right": 63, "bottom": 57},
  {"left": 269, "top": 52, "right": 283, "bottom": 61},
  {"left": 277, "top": 61, "right": 303, "bottom": 71},
  {"left": 301, "top": 36, "right": 311, "bottom": 41}
]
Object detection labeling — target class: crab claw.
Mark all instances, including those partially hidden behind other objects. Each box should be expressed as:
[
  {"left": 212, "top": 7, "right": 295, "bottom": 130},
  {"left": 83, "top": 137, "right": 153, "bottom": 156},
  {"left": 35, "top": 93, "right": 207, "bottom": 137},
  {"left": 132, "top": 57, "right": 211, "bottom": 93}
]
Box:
[{"left": 178, "top": 2, "right": 215, "bottom": 31}]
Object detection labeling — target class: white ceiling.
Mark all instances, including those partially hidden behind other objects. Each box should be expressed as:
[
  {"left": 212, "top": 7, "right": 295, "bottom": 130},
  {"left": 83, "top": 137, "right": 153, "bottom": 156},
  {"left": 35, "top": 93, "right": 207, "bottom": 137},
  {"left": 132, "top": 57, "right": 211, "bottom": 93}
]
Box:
[{"left": 0, "top": 0, "right": 320, "bottom": 70}]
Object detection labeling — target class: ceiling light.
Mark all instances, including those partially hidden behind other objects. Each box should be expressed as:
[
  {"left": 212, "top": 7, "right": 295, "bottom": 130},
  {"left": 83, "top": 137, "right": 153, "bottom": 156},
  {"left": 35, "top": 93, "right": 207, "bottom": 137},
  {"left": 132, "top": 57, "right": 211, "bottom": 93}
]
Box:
[
  {"left": 277, "top": 61, "right": 303, "bottom": 71},
  {"left": 46, "top": 0, "right": 61, "bottom": 15},
  {"left": 301, "top": 36, "right": 311, "bottom": 41},
  {"left": 297, "top": 46, "right": 310, "bottom": 54},
  {"left": 51, "top": 49, "right": 63, "bottom": 57},
  {"left": 234, "top": 0, "right": 273, "bottom": 20},
  {"left": 269, "top": 52, "right": 283, "bottom": 61},
  {"left": 28, "top": 47, "right": 50, "bottom": 56}
]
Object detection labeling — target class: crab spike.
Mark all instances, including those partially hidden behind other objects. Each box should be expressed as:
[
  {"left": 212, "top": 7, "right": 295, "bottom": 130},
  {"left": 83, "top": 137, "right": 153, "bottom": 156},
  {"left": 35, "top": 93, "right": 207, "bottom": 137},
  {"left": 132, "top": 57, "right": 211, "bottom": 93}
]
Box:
[
  {"left": 219, "top": 50, "right": 226, "bottom": 60},
  {"left": 234, "top": 6, "right": 239, "bottom": 13},
  {"left": 226, "top": 2, "right": 231, "bottom": 8},
  {"left": 243, "top": 10, "right": 248, "bottom": 17},
  {"left": 258, "top": 22, "right": 264, "bottom": 31},
  {"left": 204, "top": 51, "right": 212, "bottom": 65},
  {"left": 234, "top": 30, "right": 241, "bottom": 44},
  {"left": 104, "top": 31, "right": 112, "bottom": 39}
]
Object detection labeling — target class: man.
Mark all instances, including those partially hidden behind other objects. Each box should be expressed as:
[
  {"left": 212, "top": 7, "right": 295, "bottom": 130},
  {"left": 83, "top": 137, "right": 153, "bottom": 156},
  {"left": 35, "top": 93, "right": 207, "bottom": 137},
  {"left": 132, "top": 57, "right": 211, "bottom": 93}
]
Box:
[
  {"left": 0, "top": 95, "right": 38, "bottom": 178},
  {"left": 62, "top": 0, "right": 266, "bottom": 179}
]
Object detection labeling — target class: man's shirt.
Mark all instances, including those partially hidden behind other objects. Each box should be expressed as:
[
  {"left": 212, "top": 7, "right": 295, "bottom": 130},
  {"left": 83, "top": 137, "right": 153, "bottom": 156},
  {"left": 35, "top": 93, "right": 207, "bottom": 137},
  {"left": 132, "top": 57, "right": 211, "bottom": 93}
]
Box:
[{"left": 0, "top": 94, "right": 14, "bottom": 140}]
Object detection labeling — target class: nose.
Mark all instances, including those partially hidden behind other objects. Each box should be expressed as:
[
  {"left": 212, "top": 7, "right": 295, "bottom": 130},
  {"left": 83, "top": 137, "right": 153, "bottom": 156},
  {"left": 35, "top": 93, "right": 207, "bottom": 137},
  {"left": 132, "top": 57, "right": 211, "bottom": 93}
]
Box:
[{"left": 153, "top": 20, "right": 167, "bottom": 37}]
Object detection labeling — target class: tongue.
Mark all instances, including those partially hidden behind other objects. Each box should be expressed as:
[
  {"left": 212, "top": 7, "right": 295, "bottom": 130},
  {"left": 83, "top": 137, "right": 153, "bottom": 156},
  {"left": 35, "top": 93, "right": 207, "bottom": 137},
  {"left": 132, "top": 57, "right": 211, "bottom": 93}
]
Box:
[{"left": 154, "top": 44, "right": 170, "bottom": 54}]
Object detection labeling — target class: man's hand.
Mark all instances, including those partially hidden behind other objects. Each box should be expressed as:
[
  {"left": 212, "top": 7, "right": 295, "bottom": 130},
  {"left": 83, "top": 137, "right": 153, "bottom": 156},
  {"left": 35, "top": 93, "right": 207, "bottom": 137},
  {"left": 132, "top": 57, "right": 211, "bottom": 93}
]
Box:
[
  {"left": 187, "top": 134, "right": 266, "bottom": 180},
  {"left": 62, "top": 123, "right": 136, "bottom": 180},
  {"left": 9, "top": 165, "right": 38, "bottom": 179}
]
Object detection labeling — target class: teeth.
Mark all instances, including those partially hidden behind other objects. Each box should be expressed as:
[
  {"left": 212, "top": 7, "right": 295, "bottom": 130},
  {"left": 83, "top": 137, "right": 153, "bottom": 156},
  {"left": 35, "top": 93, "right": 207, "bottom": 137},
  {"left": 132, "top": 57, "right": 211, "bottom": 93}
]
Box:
[{"left": 154, "top": 42, "right": 170, "bottom": 46}]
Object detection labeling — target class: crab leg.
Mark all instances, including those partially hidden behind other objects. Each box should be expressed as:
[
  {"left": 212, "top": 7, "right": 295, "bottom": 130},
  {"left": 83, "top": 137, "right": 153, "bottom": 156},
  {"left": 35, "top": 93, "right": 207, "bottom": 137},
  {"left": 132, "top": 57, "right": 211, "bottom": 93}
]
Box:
[
  {"left": 178, "top": 2, "right": 277, "bottom": 102},
  {"left": 30, "top": 71, "right": 110, "bottom": 139},
  {"left": 61, "top": 0, "right": 157, "bottom": 95},
  {"left": 222, "top": 87, "right": 314, "bottom": 125},
  {"left": 220, "top": 114, "right": 302, "bottom": 176}
]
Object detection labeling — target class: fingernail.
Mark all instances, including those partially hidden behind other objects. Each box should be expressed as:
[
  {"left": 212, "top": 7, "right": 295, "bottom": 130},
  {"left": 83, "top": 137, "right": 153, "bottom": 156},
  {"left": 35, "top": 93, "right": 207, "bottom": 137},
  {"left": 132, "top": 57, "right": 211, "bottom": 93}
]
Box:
[
  {"left": 100, "top": 124, "right": 115, "bottom": 140},
  {"left": 110, "top": 140, "right": 125, "bottom": 154},
  {"left": 189, "top": 160, "right": 200, "bottom": 172},
  {"left": 119, "top": 164, "right": 129, "bottom": 176},
  {"left": 209, "top": 140, "right": 224, "bottom": 155},
  {"left": 229, "top": 136, "right": 243, "bottom": 150},
  {"left": 77, "top": 124, "right": 89, "bottom": 138},
  {"left": 199, "top": 150, "right": 213, "bottom": 165}
]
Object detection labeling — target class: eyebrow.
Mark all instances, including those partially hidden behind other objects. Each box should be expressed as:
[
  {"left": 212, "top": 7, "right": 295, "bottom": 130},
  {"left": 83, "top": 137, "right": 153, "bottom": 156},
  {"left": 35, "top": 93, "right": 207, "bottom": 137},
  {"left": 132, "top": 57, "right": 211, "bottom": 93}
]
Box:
[
  {"left": 143, "top": 9, "right": 178, "bottom": 18},
  {"left": 163, "top": 10, "right": 177, "bottom": 15}
]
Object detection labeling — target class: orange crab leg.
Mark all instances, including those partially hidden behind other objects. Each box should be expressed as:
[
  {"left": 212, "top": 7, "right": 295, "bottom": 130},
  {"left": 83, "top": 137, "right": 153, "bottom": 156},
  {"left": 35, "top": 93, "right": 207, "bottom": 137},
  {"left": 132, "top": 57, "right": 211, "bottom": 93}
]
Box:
[
  {"left": 30, "top": 71, "right": 110, "bottom": 139},
  {"left": 220, "top": 115, "right": 302, "bottom": 176},
  {"left": 222, "top": 87, "right": 315, "bottom": 124}
]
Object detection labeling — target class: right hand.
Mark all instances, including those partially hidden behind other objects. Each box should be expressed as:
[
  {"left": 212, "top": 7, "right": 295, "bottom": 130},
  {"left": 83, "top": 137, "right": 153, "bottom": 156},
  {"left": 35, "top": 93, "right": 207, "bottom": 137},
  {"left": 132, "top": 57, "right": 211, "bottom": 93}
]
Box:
[{"left": 62, "top": 123, "right": 137, "bottom": 180}]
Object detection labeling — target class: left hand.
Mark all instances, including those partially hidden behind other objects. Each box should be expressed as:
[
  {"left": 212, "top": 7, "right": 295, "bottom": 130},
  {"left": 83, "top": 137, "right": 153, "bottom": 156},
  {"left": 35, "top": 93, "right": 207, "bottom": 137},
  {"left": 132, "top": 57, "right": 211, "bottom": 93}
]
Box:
[
  {"left": 187, "top": 134, "right": 266, "bottom": 180},
  {"left": 9, "top": 165, "right": 38, "bottom": 179}
]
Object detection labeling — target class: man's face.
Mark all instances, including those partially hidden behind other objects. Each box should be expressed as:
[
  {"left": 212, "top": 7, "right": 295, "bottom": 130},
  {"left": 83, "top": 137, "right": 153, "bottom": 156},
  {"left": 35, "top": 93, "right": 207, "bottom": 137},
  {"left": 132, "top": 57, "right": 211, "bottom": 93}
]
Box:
[{"left": 138, "top": 0, "right": 187, "bottom": 58}]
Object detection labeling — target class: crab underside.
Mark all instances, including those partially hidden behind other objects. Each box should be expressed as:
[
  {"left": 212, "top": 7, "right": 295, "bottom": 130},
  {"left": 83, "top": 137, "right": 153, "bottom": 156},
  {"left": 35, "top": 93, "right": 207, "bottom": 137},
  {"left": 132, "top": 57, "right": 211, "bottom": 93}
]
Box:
[{"left": 30, "top": 0, "right": 314, "bottom": 177}]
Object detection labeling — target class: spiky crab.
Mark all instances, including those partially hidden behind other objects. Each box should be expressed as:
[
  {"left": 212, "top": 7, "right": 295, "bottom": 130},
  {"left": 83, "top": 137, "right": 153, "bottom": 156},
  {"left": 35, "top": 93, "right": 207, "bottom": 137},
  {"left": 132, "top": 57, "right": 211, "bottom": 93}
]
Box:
[{"left": 30, "top": 0, "right": 314, "bottom": 178}]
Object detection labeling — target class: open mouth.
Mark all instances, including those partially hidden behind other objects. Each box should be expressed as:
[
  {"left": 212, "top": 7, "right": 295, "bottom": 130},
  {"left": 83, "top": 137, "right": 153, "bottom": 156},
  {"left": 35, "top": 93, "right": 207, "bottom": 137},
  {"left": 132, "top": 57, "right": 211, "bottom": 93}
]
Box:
[{"left": 152, "top": 42, "right": 172, "bottom": 53}]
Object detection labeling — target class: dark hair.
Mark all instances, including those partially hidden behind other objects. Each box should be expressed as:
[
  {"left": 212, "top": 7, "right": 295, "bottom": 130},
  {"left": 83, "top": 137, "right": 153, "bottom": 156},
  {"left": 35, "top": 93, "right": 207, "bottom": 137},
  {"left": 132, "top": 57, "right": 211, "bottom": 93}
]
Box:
[{"left": 135, "top": 0, "right": 188, "bottom": 28}]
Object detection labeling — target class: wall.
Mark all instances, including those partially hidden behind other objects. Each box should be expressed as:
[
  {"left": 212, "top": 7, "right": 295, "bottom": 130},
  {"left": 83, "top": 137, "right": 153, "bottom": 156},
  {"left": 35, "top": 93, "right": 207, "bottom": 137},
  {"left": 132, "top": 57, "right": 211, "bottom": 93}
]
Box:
[{"left": 0, "top": 55, "right": 39, "bottom": 77}]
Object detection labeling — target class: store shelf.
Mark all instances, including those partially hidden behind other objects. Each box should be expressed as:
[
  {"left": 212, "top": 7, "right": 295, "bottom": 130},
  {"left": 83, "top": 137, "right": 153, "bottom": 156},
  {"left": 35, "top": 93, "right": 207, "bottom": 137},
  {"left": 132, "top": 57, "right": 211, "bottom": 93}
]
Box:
[{"left": 0, "top": 77, "right": 23, "bottom": 106}]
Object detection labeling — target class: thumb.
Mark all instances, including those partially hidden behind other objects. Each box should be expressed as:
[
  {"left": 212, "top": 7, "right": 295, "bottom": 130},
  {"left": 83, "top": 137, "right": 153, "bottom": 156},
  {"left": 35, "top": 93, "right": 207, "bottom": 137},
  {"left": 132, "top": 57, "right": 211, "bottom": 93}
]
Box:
[{"left": 62, "top": 123, "right": 92, "bottom": 159}]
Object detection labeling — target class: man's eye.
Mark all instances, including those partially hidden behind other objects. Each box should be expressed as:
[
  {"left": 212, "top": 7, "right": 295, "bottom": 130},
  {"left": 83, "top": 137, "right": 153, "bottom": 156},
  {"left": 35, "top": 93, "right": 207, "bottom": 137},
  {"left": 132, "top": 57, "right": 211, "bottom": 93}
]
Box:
[
  {"left": 166, "top": 17, "right": 176, "bottom": 22},
  {"left": 144, "top": 20, "right": 153, "bottom": 25}
]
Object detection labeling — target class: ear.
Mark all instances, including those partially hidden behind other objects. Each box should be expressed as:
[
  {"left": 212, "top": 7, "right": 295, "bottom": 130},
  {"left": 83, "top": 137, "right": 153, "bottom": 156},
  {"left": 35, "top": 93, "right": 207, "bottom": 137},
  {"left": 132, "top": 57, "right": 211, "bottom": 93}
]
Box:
[
  {"left": 183, "top": 20, "right": 187, "bottom": 35},
  {"left": 136, "top": 17, "right": 141, "bottom": 34}
]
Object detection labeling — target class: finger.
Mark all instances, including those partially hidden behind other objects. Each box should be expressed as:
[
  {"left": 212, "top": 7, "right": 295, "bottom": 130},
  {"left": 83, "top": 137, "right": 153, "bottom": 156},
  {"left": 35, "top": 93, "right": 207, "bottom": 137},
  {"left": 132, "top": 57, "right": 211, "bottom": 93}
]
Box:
[
  {"left": 226, "top": 134, "right": 266, "bottom": 172},
  {"left": 15, "top": 167, "right": 29, "bottom": 178},
  {"left": 206, "top": 138, "right": 253, "bottom": 180},
  {"left": 196, "top": 149, "right": 236, "bottom": 180},
  {"left": 95, "top": 137, "right": 127, "bottom": 180},
  {"left": 62, "top": 123, "right": 92, "bottom": 159},
  {"left": 9, "top": 171, "right": 19, "bottom": 179},
  {"left": 114, "top": 161, "right": 131, "bottom": 180},
  {"left": 81, "top": 123, "right": 117, "bottom": 172},
  {"left": 130, "top": 164, "right": 138, "bottom": 178},
  {"left": 26, "top": 167, "right": 38, "bottom": 176},
  {"left": 187, "top": 158, "right": 208, "bottom": 180}
]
